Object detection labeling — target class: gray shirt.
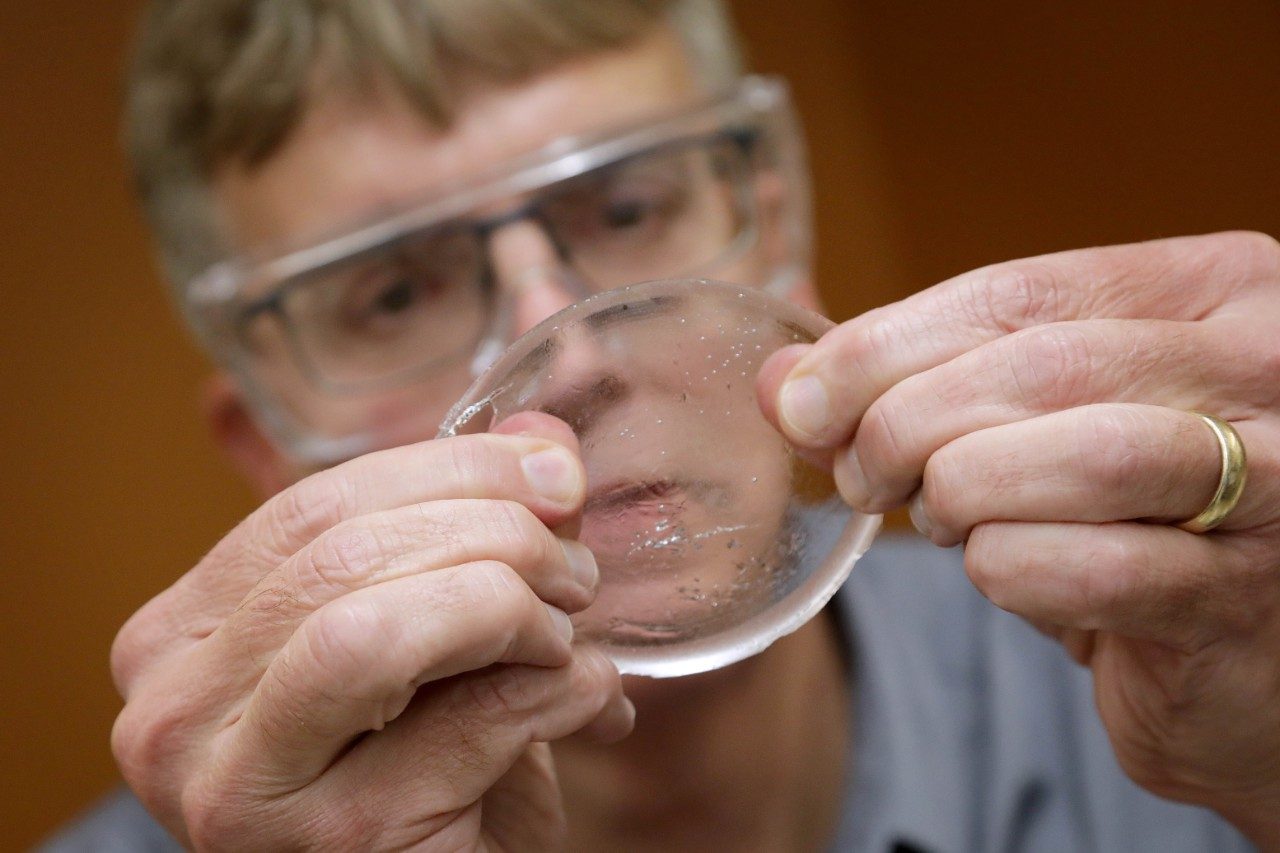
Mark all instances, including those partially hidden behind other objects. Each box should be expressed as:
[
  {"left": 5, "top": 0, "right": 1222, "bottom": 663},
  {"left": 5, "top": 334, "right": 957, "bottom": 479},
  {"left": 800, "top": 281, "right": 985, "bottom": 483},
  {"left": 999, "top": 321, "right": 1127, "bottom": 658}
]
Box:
[{"left": 41, "top": 536, "right": 1254, "bottom": 852}]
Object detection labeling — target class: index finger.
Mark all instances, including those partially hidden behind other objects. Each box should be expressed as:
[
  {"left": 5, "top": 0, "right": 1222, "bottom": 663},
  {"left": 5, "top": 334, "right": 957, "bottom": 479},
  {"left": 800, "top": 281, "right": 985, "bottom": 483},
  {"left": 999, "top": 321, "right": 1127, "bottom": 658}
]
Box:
[
  {"left": 764, "top": 231, "right": 1276, "bottom": 449},
  {"left": 165, "top": 413, "right": 584, "bottom": 626}
]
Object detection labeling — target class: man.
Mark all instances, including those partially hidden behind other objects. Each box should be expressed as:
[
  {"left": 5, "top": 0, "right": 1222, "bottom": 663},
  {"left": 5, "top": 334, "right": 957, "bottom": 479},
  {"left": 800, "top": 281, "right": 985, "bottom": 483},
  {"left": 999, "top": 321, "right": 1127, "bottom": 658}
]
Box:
[{"left": 46, "top": 0, "right": 1280, "bottom": 850}]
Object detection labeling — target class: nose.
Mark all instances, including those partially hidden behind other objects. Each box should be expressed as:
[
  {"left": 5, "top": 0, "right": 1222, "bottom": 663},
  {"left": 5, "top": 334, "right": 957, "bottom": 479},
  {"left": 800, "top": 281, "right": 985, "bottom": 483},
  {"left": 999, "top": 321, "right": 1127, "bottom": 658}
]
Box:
[
  {"left": 487, "top": 220, "right": 629, "bottom": 434},
  {"left": 488, "top": 219, "right": 588, "bottom": 339}
]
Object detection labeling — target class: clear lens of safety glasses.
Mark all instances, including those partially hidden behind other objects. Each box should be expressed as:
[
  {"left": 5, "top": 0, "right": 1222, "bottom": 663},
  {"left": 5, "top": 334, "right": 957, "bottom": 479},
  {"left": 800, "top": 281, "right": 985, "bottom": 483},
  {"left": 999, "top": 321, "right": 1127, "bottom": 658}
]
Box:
[
  {"left": 184, "top": 77, "right": 812, "bottom": 468},
  {"left": 234, "top": 134, "right": 756, "bottom": 393},
  {"left": 439, "top": 279, "right": 881, "bottom": 678}
]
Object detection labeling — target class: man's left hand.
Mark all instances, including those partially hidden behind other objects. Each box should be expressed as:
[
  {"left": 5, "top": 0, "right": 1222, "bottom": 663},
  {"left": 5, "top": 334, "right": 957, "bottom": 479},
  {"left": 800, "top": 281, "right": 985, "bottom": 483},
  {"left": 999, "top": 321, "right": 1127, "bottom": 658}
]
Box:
[{"left": 759, "top": 232, "right": 1280, "bottom": 847}]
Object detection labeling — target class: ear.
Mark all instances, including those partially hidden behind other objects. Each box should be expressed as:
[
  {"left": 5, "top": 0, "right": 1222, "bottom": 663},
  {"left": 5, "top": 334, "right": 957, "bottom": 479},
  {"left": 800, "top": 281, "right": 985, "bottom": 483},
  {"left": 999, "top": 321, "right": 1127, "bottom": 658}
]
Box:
[{"left": 201, "top": 373, "right": 294, "bottom": 499}]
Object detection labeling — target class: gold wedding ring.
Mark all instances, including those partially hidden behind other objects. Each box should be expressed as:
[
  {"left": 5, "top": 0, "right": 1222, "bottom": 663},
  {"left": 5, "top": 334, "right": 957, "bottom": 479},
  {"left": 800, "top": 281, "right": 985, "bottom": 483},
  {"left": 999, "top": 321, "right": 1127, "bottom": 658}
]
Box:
[{"left": 1177, "top": 412, "right": 1248, "bottom": 534}]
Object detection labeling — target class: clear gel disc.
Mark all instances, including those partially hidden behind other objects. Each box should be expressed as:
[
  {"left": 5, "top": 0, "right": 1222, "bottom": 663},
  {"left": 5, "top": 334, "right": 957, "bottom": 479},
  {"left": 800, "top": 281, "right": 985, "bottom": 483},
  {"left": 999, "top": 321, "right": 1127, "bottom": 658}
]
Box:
[{"left": 438, "top": 279, "right": 881, "bottom": 677}]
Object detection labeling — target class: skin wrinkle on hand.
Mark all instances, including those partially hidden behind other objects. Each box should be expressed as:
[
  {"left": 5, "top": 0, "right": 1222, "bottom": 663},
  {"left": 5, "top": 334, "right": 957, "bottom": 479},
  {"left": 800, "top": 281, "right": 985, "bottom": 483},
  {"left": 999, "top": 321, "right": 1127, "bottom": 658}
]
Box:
[{"left": 760, "top": 231, "right": 1280, "bottom": 845}]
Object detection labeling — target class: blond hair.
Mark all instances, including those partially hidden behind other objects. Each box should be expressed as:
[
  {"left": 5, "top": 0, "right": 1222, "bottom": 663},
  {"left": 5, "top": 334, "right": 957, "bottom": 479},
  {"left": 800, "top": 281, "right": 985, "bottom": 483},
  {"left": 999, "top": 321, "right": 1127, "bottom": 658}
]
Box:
[{"left": 124, "top": 0, "right": 745, "bottom": 287}]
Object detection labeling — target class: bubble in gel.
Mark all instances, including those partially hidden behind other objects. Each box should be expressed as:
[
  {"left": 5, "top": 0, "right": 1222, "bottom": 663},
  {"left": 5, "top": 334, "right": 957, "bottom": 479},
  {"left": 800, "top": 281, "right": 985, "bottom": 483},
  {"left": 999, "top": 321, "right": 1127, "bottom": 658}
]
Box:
[{"left": 438, "top": 279, "right": 881, "bottom": 678}]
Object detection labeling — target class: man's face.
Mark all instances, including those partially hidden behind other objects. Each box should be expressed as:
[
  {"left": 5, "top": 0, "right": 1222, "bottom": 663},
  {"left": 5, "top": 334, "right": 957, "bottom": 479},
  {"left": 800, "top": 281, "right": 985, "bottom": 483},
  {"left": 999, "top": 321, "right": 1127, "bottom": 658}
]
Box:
[
  {"left": 211, "top": 24, "right": 817, "bottom": 478},
  {"left": 206, "top": 23, "right": 826, "bottom": 673}
]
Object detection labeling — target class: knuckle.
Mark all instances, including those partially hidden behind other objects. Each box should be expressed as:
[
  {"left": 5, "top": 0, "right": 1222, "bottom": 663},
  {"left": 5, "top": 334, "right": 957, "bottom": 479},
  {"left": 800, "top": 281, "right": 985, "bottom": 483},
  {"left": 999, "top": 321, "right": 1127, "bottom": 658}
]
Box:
[
  {"left": 805, "top": 315, "right": 887, "bottom": 390},
  {"left": 970, "top": 261, "right": 1076, "bottom": 331},
  {"left": 1078, "top": 408, "right": 1147, "bottom": 496},
  {"left": 920, "top": 452, "right": 968, "bottom": 531},
  {"left": 303, "top": 520, "right": 394, "bottom": 591},
  {"left": 466, "top": 559, "right": 530, "bottom": 611},
  {"left": 857, "top": 391, "right": 915, "bottom": 478},
  {"left": 1217, "top": 229, "right": 1280, "bottom": 271},
  {"left": 110, "top": 586, "right": 200, "bottom": 695},
  {"left": 236, "top": 582, "right": 308, "bottom": 631},
  {"left": 570, "top": 649, "right": 621, "bottom": 706},
  {"left": 1246, "top": 229, "right": 1280, "bottom": 252},
  {"left": 963, "top": 528, "right": 1012, "bottom": 603},
  {"left": 1004, "top": 325, "right": 1095, "bottom": 410},
  {"left": 274, "top": 476, "right": 353, "bottom": 536},
  {"left": 109, "top": 705, "right": 150, "bottom": 784},
  {"left": 110, "top": 692, "right": 195, "bottom": 805},
  {"left": 420, "top": 560, "right": 516, "bottom": 623},
  {"left": 461, "top": 560, "right": 564, "bottom": 662},
  {"left": 303, "top": 598, "right": 393, "bottom": 690},
  {"left": 1172, "top": 231, "right": 1280, "bottom": 301},
  {"left": 446, "top": 560, "right": 538, "bottom": 649},
  {"left": 820, "top": 316, "right": 877, "bottom": 364},
  {"left": 844, "top": 312, "right": 895, "bottom": 368},
  {"left": 256, "top": 476, "right": 355, "bottom": 559},
  {"left": 463, "top": 668, "right": 544, "bottom": 719},
  {"left": 487, "top": 500, "right": 555, "bottom": 565},
  {"left": 110, "top": 609, "right": 155, "bottom": 695},
  {"left": 408, "top": 504, "right": 467, "bottom": 558}
]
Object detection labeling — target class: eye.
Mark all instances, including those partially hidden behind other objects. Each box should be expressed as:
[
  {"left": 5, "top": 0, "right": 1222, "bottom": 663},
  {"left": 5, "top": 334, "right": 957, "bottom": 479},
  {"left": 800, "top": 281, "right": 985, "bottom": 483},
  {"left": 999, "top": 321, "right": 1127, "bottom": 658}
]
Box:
[
  {"left": 371, "top": 277, "right": 419, "bottom": 315},
  {"left": 608, "top": 167, "right": 690, "bottom": 223},
  {"left": 336, "top": 263, "right": 442, "bottom": 337},
  {"left": 602, "top": 196, "right": 659, "bottom": 230},
  {"left": 590, "top": 173, "right": 691, "bottom": 241},
  {"left": 549, "top": 150, "right": 695, "bottom": 246}
]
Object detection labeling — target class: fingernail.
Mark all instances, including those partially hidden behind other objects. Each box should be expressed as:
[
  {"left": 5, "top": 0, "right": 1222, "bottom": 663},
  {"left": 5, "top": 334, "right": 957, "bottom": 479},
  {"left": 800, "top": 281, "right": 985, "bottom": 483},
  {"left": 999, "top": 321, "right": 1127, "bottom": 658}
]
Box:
[
  {"left": 545, "top": 604, "right": 575, "bottom": 643},
  {"left": 778, "top": 375, "right": 831, "bottom": 441},
  {"left": 908, "top": 492, "right": 934, "bottom": 539},
  {"left": 560, "top": 539, "right": 599, "bottom": 590},
  {"left": 835, "top": 446, "right": 870, "bottom": 508},
  {"left": 522, "top": 447, "right": 583, "bottom": 505}
]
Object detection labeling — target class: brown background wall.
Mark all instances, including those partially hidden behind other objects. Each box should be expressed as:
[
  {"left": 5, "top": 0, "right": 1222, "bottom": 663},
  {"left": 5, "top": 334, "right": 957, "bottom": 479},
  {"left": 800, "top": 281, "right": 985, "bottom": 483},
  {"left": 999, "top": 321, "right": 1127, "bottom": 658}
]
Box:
[{"left": 3, "top": 2, "right": 1277, "bottom": 847}]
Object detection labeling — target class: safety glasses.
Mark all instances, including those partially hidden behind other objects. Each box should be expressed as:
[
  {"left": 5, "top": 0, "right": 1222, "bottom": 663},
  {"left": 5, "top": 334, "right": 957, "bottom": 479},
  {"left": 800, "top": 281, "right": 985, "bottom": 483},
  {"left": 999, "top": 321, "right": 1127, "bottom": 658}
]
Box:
[{"left": 183, "top": 75, "right": 812, "bottom": 462}]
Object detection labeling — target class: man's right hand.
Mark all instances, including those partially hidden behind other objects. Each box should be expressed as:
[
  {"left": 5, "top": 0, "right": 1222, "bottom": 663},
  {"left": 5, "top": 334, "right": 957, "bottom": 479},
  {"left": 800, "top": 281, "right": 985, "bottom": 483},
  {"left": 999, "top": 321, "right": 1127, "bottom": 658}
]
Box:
[{"left": 110, "top": 413, "right": 632, "bottom": 850}]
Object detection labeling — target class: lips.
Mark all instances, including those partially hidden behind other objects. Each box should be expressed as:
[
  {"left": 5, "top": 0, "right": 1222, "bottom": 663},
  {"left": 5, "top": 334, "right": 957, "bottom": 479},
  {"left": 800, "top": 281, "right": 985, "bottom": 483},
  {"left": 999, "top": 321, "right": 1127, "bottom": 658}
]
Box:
[
  {"left": 580, "top": 476, "right": 738, "bottom": 580},
  {"left": 582, "top": 479, "right": 687, "bottom": 559},
  {"left": 584, "top": 478, "right": 684, "bottom": 515}
]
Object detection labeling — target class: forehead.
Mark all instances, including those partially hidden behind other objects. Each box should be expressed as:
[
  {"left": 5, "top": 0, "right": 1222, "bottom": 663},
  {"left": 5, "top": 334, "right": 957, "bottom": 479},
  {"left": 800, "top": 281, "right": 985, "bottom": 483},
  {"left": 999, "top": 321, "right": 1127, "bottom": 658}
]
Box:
[{"left": 213, "top": 26, "right": 703, "bottom": 256}]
